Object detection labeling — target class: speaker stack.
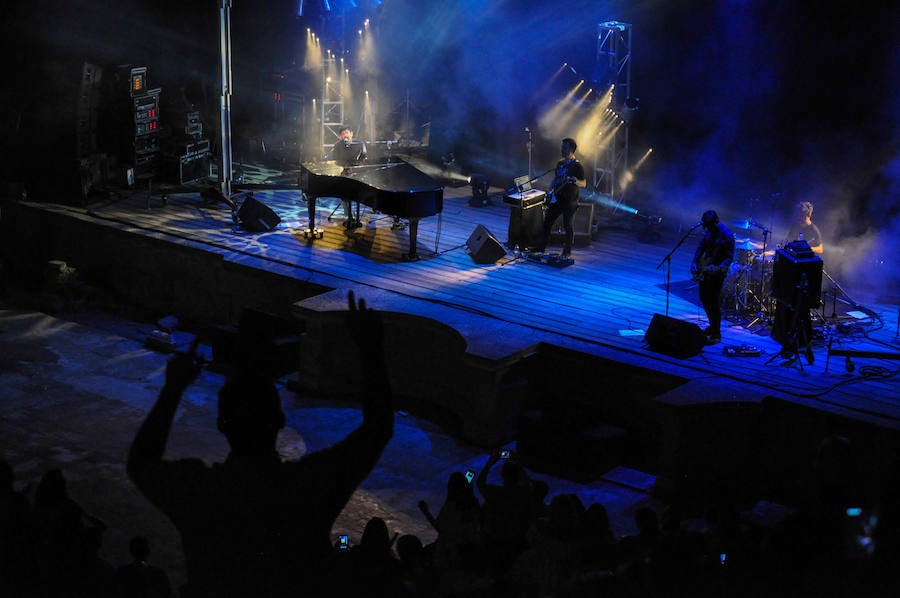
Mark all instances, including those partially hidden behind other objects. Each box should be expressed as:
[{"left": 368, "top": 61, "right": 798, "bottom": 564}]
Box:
[{"left": 770, "top": 245, "right": 823, "bottom": 348}]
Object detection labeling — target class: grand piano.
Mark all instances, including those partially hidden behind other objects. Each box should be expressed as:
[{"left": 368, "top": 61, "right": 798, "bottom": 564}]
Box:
[{"left": 299, "top": 157, "right": 443, "bottom": 260}]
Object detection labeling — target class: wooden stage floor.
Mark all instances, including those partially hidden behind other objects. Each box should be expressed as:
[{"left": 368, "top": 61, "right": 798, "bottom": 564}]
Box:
[{"left": 10, "top": 174, "right": 900, "bottom": 437}]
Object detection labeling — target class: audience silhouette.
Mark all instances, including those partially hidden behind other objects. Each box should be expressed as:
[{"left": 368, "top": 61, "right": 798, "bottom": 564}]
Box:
[
  {"left": 127, "top": 290, "right": 393, "bottom": 597},
  {"left": 114, "top": 535, "right": 173, "bottom": 598},
  {"left": 329, "top": 516, "right": 404, "bottom": 597},
  {"left": 418, "top": 470, "right": 484, "bottom": 595},
  {"left": 32, "top": 467, "right": 108, "bottom": 597},
  {"left": 476, "top": 450, "right": 534, "bottom": 581},
  {"left": 3, "top": 286, "right": 899, "bottom": 598},
  {"left": 1, "top": 458, "right": 39, "bottom": 596}
]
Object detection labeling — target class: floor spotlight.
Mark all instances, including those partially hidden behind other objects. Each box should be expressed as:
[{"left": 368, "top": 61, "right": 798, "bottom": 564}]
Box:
[{"left": 469, "top": 173, "right": 489, "bottom": 207}]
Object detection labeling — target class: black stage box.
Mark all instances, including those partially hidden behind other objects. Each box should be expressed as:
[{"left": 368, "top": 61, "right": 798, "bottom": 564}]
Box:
[
  {"left": 772, "top": 247, "right": 823, "bottom": 308},
  {"left": 161, "top": 152, "right": 210, "bottom": 185},
  {"left": 506, "top": 194, "right": 545, "bottom": 250}
]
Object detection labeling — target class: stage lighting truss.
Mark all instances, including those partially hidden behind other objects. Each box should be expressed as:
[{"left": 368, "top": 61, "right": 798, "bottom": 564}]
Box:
[{"left": 594, "top": 21, "right": 632, "bottom": 205}]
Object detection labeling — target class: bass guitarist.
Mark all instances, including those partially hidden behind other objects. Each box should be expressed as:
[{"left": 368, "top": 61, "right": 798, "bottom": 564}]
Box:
[
  {"left": 534, "top": 137, "right": 586, "bottom": 260},
  {"left": 690, "top": 210, "right": 735, "bottom": 344}
]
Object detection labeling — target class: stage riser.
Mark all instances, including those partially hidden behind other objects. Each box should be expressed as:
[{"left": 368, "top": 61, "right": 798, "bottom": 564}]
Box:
[
  {"left": 1, "top": 202, "right": 328, "bottom": 326},
  {"left": 291, "top": 299, "right": 526, "bottom": 447}
]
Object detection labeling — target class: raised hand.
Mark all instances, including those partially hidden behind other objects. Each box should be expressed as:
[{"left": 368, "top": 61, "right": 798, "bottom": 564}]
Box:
[
  {"left": 164, "top": 338, "right": 203, "bottom": 391},
  {"left": 347, "top": 290, "right": 384, "bottom": 352}
]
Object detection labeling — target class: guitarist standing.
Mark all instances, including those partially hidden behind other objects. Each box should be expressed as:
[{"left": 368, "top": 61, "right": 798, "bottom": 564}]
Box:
[
  {"left": 690, "top": 210, "right": 735, "bottom": 344},
  {"left": 535, "top": 137, "right": 586, "bottom": 260}
]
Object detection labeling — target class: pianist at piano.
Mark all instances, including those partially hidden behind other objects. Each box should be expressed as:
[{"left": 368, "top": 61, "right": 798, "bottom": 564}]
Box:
[
  {"left": 330, "top": 127, "right": 368, "bottom": 229},
  {"left": 299, "top": 147, "right": 444, "bottom": 262}
]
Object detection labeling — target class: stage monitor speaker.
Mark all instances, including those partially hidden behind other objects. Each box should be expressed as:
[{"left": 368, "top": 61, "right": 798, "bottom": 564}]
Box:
[
  {"left": 466, "top": 224, "right": 506, "bottom": 264},
  {"left": 644, "top": 313, "right": 706, "bottom": 358},
  {"left": 238, "top": 196, "right": 281, "bottom": 232}
]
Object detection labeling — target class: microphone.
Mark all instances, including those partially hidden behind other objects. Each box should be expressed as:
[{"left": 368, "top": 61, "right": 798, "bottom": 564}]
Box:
[{"left": 690, "top": 221, "right": 704, "bottom": 230}]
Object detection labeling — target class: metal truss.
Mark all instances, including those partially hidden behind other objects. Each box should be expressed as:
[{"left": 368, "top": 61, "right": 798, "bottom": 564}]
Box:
[{"left": 593, "top": 21, "right": 632, "bottom": 205}]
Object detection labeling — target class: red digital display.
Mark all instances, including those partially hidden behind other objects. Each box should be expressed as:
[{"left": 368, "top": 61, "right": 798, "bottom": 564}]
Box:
[{"left": 148, "top": 121, "right": 158, "bottom": 131}]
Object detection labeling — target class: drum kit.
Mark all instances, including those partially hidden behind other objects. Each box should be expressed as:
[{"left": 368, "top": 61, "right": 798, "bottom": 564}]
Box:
[{"left": 722, "top": 217, "right": 775, "bottom": 324}]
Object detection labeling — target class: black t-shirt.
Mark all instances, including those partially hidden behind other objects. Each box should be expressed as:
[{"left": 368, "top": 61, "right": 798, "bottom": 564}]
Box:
[
  {"left": 551, "top": 158, "right": 585, "bottom": 204},
  {"left": 786, "top": 221, "right": 823, "bottom": 251},
  {"left": 331, "top": 141, "right": 367, "bottom": 166}
]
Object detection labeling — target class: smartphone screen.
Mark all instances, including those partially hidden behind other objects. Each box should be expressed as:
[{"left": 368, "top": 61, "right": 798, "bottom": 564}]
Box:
[
  {"left": 844, "top": 507, "right": 877, "bottom": 558},
  {"left": 338, "top": 534, "right": 349, "bottom": 550}
]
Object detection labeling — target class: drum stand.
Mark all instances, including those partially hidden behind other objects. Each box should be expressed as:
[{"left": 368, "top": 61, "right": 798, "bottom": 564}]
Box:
[{"left": 747, "top": 228, "right": 775, "bottom": 328}]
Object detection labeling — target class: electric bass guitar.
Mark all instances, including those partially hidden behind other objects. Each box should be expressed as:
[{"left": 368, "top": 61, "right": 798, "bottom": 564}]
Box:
[
  {"left": 691, "top": 256, "right": 728, "bottom": 281},
  {"left": 545, "top": 159, "right": 576, "bottom": 204}
]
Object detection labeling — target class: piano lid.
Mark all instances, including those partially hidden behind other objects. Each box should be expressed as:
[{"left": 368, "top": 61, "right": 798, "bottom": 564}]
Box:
[{"left": 301, "top": 158, "right": 443, "bottom": 194}]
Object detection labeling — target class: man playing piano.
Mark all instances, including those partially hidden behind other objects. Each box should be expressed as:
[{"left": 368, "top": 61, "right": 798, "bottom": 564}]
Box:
[{"left": 331, "top": 127, "right": 367, "bottom": 228}]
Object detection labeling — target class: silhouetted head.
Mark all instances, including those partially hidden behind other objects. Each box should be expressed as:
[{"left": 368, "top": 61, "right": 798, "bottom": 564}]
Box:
[
  {"left": 217, "top": 372, "right": 285, "bottom": 456},
  {"left": 501, "top": 460, "right": 527, "bottom": 488},
  {"left": 561, "top": 137, "right": 577, "bottom": 157},
  {"left": 360, "top": 516, "right": 391, "bottom": 554},
  {"left": 129, "top": 535, "right": 151, "bottom": 562},
  {"left": 549, "top": 494, "right": 582, "bottom": 540},
  {"left": 701, "top": 209, "right": 719, "bottom": 233},
  {"left": 446, "top": 471, "right": 468, "bottom": 498},
  {"left": 635, "top": 506, "right": 659, "bottom": 537},
  {"left": 34, "top": 468, "right": 67, "bottom": 507},
  {"left": 532, "top": 479, "right": 550, "bottom": 503},
  {"left": 395, "top": 534, "right": 423, "bottom": 564},
  {"left": 585, "top": 502, "right": 611, "bottom": 531},
  {"left": 0, "top": 459, "right": 12, "bottom": 493}
]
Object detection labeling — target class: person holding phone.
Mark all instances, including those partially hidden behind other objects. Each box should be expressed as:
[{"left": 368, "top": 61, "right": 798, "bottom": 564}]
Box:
[
  {"left": 476, "top": 449, "right": 534, "bottom": 576},
  {"left": 417, "top": 471, "right": 482, "bottom": 591},
  {"left": 127, "top": 291, "right": 393, "bottom": 598}
]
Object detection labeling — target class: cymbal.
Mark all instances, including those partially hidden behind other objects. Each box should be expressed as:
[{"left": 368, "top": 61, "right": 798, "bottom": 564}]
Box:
[
  {"left": 731, "top": 219, "right": 755, "bottom": 230},
  {"left": 735, "top": 239, "right": 762, "bottom": 251}
]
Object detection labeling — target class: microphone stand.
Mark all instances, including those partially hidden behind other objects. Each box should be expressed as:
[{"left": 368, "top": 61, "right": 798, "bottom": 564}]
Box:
[
  {"left": 822, "top": 268, "right": 857, "bottom": 317},
  {"left": 525, "top": 127, "right": 533, "bottom": 180},
  {"left": 656, "top": 225, "right": 699, "bottom": 317},
  {"left": 750, "top": 219, "right": 772, "bottom": 325}
]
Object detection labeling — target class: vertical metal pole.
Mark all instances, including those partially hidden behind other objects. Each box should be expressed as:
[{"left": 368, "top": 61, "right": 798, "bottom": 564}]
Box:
[{"left": 219, "top": 0, "right": 234, "bottom": 204}]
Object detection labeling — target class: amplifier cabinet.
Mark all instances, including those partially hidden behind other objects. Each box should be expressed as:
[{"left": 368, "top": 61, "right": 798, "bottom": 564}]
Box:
[
  {"left": 549, "top": 201, "right": 594, "bottom": 244},
  {"left": 771, "top": 248, "right": 823, "bottom": 308},
  {"left": 161, "top": 152, "right": 210, "bottom": 184}
]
